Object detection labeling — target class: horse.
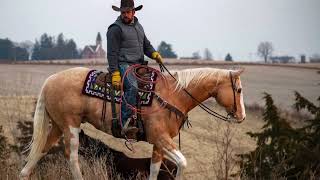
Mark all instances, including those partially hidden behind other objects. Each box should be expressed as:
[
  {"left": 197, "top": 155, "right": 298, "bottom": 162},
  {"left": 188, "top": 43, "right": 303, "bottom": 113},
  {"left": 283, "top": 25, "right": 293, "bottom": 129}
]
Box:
[{"left": 20, "top": 66, "right": 246, "bottom": 180}]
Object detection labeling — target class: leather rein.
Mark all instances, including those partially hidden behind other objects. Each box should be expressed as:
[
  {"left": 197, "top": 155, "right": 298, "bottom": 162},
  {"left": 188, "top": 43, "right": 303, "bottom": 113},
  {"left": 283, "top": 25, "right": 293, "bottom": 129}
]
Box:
[{"left": 159, "top": 64, "right": 238, "bottom": 123}]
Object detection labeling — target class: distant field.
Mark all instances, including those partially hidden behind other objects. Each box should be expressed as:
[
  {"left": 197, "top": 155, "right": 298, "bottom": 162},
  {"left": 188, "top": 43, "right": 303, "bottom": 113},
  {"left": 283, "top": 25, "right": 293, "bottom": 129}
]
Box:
[
  {"left": 0, "top": 63, "right": 319, "bottom": 179},
  {"left": 0, "top": 63, "right": 319, "bottom": 107},
  {"left": 9, "top": 58, "right": 320, "bottom": 70}
]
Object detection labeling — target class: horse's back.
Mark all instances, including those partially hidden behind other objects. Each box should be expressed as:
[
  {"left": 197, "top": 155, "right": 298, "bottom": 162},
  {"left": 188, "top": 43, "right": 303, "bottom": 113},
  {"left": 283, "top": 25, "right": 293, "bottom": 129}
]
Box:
[
  {"left": 52, "top": 67, "right": 90, "bottom": 78},
  {"left": 45, "top": 67, "right": 90, "bottom": 87},
  {"left": 43, "top": 67, "right": 92, "bottom": 121}
]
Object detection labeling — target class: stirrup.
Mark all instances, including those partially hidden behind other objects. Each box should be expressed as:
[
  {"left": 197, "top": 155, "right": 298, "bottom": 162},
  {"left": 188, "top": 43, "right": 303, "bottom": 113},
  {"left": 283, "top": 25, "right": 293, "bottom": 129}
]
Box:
[{"left": 121, "top": 118, "right": 139, "bottom": 136}]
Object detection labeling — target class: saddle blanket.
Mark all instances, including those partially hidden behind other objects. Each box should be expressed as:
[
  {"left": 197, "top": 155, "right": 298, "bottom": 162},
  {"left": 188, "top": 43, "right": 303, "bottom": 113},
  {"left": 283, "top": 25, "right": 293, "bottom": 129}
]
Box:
[{"left": 82, "top": 69, "right": 157, "bottom": 106}]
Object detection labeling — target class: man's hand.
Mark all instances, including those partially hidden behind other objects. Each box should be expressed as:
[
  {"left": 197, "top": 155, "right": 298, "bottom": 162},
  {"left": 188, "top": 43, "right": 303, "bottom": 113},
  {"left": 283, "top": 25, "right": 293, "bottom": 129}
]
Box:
[
  {"left": 151, "top": 51, "right": 163, "bottom": 64},
  {"left": 111, "top": 70, "right": 121, "bottom": 89}
]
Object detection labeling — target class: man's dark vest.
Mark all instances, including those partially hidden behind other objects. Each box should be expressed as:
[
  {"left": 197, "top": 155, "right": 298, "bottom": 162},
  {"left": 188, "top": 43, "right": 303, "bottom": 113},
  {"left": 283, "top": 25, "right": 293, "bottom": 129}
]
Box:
[{"left": 110, "top": 16, "right": 145, "bottom": 64}]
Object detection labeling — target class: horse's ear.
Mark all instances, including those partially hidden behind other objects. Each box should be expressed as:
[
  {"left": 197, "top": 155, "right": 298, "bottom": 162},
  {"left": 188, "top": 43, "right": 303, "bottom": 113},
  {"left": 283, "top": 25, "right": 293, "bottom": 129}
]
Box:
[{"left": 232, "top": 68, "right": 245, "bottom": 77}]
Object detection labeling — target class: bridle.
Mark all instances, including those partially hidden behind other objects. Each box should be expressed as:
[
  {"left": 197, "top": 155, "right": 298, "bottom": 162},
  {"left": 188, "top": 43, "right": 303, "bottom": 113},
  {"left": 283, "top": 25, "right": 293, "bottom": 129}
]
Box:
[
  {"left": 228, "top": 71, "right": 239, "bottom": 119},
  {"left": 160, "top": 64, "right": 240, "bottom": 123}
]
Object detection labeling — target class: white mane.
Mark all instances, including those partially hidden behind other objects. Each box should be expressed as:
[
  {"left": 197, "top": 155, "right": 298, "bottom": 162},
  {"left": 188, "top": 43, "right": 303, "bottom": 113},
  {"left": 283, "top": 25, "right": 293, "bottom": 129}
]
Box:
[{"left": 169, "top": 68, "right": 231, "bottom": 91}]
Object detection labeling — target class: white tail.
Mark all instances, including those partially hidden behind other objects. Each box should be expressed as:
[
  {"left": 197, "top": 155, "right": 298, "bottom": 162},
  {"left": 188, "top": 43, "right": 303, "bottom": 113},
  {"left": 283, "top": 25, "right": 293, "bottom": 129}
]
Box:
[{"left": 26, "top": 82, "right": 50, "bottom": 161}]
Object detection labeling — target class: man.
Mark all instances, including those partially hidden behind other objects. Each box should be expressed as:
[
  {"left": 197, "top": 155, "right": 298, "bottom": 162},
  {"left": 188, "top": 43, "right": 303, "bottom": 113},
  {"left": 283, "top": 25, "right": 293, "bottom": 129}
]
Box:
[{"left": 107, "top": 0, "right": 163, "bottom": 136}]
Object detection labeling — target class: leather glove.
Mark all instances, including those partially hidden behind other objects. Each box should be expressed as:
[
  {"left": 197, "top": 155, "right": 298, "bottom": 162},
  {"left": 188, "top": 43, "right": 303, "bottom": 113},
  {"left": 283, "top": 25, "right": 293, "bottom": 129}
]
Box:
[
  {"left": 151, "top": 51, "right": 163, "bottom": 64},
  {"left": 111, "top": 70, "right": 121, "bottom": 89}
]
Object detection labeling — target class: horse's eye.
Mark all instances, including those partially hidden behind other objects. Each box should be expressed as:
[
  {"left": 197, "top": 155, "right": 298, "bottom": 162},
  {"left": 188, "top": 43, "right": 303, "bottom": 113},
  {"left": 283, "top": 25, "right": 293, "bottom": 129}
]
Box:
[{"left": 237, "top": 88, "right": 242, "bottom": 93}]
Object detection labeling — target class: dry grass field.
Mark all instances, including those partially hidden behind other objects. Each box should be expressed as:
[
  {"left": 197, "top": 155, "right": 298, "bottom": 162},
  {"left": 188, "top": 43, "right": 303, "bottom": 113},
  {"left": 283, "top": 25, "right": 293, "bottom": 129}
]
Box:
[{"left": 0, "top": 62, "right": 319, "bottom": 179}]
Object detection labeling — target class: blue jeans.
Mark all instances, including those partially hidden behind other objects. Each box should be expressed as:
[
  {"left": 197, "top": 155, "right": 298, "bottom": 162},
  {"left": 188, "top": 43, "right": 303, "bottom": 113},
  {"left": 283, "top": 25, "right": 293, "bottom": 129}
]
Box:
[{"left": 119, "top": 64, "right": 138, "bottom": 126}]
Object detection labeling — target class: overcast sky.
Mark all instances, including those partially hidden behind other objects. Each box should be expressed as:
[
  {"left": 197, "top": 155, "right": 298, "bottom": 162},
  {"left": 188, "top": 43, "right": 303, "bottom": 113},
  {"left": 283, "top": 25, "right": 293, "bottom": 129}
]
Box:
[{"left": 1, "top": 0, "right": 319, "bottom": 61}]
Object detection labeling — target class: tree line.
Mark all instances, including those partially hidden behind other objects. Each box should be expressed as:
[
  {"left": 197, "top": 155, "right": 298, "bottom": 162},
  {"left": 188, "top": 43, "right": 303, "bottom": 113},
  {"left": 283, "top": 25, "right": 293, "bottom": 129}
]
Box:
[
  {"left": 1, "top": 35, "right": 236, "bottom": 62},
  {"left": 0, "top": 33, "right": 80, "bottom": 61},
  {"left": 0, "top": 38, "right": 29, "bottom": 61},
  {"left": 32, "top": 33, "right": 80, "bottom": 60}
]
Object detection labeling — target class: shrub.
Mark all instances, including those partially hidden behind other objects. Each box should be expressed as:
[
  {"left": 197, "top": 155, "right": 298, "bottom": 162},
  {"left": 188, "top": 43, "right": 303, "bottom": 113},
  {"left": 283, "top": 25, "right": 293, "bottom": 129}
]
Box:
[{"left": 236, "top": 92, "right": 320, "bottom": 179}]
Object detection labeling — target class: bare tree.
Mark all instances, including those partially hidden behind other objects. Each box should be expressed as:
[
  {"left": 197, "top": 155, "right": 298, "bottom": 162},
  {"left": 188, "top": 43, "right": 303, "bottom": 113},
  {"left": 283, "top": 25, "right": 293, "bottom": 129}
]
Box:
[
  {"left": 212, "top": 122, "right": 238, "bottom": 180},
  {"left": 257, "top": 41, "right": 273, "bottom": 63},
  {"left": 203, "top": 48, "right": 213, "bottom": 60}
]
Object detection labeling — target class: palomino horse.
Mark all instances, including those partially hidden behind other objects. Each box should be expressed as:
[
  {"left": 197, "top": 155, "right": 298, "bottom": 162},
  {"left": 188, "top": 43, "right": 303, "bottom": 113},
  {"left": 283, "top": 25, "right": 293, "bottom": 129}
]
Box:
[{"left": 20, "top": 67, "right": 246, "bottom": 180}]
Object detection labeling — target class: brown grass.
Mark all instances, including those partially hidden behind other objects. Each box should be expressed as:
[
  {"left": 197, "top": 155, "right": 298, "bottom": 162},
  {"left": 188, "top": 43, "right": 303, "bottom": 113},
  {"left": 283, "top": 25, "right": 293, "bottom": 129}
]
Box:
[{"left": 0, "top": 151, "right": 116, "bottom": 180}]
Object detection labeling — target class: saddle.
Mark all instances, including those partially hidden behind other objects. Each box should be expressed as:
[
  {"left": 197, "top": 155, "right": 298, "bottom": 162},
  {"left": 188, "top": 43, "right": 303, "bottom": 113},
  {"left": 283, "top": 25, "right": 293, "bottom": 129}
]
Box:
[
  {"left": 95, "top": 72, "right": 112, "bottom": 87},
  {"left": 82, "top": 66, "right": 158, "bottom": 141}
]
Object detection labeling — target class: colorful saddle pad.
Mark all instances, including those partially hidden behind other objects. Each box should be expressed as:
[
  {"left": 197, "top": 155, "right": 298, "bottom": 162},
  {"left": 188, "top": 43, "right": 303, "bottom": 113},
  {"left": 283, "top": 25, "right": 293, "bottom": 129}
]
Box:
[{"left": 82, "top": 69, "right": 157, "bottom": 106}]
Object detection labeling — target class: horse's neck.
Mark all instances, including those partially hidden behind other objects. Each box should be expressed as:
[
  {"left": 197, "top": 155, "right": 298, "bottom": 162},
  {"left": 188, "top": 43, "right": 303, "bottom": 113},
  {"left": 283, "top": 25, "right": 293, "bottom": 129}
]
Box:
[{"left": 164, "top": 74, "right": 221, "bottom": 114}]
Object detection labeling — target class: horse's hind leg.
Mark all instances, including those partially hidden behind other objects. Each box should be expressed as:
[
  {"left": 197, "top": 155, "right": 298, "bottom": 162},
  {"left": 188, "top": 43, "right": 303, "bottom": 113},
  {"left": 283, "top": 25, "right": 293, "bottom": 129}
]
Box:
[
  {"left": 63, "top": 125, "right": 83, "bottom": 180},
  {"left": 20, "top": 117, "right": 62, "bottom": 180},
  {"left": 42, "top": 120, "right": 63, "bottom": 152}
]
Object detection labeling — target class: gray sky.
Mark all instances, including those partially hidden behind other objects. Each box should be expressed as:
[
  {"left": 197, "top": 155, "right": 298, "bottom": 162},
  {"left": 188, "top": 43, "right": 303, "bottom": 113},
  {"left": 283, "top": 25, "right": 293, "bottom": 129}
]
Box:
[{"left": 1, "top": 0, "right": 319, "bottom": 61}]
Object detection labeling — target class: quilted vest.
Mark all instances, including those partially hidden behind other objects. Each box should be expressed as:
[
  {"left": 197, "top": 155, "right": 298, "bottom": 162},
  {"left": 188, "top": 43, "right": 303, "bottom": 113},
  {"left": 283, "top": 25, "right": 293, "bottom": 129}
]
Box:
[{"left": 112, "top": 16, "right": 145, "bottom": 64}]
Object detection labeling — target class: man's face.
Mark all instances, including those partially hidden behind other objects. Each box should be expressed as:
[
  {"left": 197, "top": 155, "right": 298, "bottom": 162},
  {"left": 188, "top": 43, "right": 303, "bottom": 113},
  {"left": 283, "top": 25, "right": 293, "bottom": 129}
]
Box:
[{"left": 121, "top": 10, "right": 135, "bottom": 24}]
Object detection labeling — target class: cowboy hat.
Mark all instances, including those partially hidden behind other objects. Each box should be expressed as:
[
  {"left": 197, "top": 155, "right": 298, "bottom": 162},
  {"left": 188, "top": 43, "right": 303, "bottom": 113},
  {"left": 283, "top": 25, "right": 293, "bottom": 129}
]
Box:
[{"left": 112, "top": 0, "right": 143, "bottom": 12}]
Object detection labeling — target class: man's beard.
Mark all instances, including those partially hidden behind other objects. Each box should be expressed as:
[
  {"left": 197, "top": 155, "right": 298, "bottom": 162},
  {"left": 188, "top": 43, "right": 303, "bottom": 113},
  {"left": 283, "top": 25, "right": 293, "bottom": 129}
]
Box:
[{"left": 121, "top": 17, "right": 133, "bottom": 24}]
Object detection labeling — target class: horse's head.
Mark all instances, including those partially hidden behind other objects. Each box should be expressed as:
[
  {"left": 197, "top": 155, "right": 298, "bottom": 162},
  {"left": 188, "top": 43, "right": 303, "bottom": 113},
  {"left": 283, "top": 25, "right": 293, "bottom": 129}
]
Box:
[{"left": 214, "top": 69, "right": 246, "bottom": 123}]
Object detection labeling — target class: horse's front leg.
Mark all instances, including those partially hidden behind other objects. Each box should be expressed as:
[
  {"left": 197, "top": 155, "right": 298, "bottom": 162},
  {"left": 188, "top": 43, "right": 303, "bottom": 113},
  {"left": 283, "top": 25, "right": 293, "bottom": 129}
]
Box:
[
  {"left": 163, "top": 147, "right": 187, "bottom": 180},
  {"left": 149, "top": 145, "right": 163, "bottom": 180},
  {"left": 153, "top": 136, "right": 187, "bottom": 180}
]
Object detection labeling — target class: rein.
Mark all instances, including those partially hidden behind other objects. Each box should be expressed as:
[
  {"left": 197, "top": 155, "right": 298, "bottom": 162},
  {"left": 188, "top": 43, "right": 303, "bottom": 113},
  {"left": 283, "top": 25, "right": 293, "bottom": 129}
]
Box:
[{"left": 159, "top": 63, "right": 237, "bottom": 123}]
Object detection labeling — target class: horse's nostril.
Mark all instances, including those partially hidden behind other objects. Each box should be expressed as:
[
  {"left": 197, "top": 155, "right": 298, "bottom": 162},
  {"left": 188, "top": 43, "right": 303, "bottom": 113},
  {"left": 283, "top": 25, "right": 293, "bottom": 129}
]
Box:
[{"left": 242, "top": 117, "right": 246, "bottom": 121}]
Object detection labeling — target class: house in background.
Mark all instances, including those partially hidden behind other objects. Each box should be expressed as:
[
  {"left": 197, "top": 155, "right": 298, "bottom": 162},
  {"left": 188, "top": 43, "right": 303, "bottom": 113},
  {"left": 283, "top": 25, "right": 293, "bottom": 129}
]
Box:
[
  {"left": 82, "top": 32, "right": 106, "bottom": 59},
  {"left": 270, "top": 56, "right": 295, "bottom": 63}
]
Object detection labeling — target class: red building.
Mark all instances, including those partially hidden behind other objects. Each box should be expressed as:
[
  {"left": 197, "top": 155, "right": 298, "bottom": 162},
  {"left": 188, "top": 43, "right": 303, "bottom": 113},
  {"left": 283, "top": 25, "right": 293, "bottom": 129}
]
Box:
[{"left": 82, "top": 32, "right": 106, "bottom": 59}]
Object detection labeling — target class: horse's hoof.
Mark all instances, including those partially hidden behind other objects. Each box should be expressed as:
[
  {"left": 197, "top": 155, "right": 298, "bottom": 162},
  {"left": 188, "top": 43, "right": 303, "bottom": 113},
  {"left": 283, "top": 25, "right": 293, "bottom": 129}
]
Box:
[{"left": 19, "top": 171, "right": 30, "bottom": 180}]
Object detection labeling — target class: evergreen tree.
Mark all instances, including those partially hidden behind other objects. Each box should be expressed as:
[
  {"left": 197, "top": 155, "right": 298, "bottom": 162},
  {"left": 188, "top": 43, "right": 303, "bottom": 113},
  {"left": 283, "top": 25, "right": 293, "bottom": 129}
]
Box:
[
  {"left": 40, "top": 33, "right": 54, "bottom": 49},
  {"left": 32, "top": 40, "right": 41, "bottom": 60},
  {"left": 292, "top": 91, "right": 320, "bottom": 176},
  {"left": 237, "top": 92, "right": 320, "bottom": 179},
  {"left": 65, "top": 39, "right": 79, "bottom": 59},
  {"left": 57, "top": 33, "right": 65, "bottom": 48},
  {"left": 225, "top": 53, "right": 233, "bottom": 61},
  {"left": 56, "top": 33, "right": 66, "bottom": 59},
  {"left": 0, "top": 38, "right": 14, "bottom": 60},
  {"left": 157, "top": 41, "right": 177, "bottom": 58},
  {"left": 39, "top": 33, "right": 55, "bottom": 60}
]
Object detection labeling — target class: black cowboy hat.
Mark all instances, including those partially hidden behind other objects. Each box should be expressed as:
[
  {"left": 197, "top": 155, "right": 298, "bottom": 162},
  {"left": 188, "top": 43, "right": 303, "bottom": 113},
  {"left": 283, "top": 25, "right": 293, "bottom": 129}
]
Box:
[{"left": 112, "top": 0, "right": 143, "bottom": 12}]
